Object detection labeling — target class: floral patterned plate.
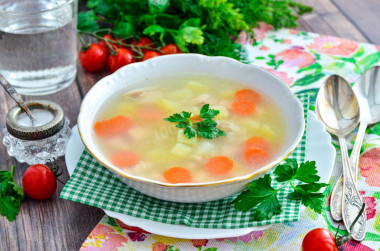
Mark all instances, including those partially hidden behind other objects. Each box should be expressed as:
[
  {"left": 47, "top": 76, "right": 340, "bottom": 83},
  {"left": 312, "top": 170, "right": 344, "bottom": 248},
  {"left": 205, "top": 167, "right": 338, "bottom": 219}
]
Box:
[{"left": 65, "top": 111, "right": 335, "bottom": 239}]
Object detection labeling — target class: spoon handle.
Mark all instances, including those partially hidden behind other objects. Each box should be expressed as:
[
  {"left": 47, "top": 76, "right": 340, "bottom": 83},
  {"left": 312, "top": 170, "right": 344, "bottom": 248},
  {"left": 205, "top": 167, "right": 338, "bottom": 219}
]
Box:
[
  {"left": 330, "top": 123, "right": 367, "bottom": 221},
  {"left": 350, "top": 123, "right": 367, "bottom": 178},
  {"left": 0, "top": 73, "right": 36, "bottom": 123},
  {"left": 339, "top": 136, "right": 366, "bottom": 241},
  {"left": 330, "top": 123, "right": 368, "bottom": 221}
]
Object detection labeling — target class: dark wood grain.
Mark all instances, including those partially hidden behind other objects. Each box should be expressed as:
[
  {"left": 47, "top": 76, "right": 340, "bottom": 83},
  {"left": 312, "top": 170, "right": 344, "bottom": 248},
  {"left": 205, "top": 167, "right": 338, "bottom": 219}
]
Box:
[
  {"left": 1, "top": 1, "right": 380, "bottom": 250},
  {"left": 76, "top": 63, "right": 110, "bottom": 95},
  {"left": 0, "top": 82, "right": 104, "bottom": 251}
]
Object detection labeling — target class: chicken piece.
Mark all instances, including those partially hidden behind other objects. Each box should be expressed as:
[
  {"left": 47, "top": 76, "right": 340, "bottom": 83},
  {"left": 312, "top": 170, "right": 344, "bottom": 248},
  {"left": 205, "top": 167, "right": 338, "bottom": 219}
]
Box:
[
  {"left": 194, "top": 94, "right": 213, "bottom": 106},
  {"left": 123, "top": 87, "right": 161, "bottom": 103}
]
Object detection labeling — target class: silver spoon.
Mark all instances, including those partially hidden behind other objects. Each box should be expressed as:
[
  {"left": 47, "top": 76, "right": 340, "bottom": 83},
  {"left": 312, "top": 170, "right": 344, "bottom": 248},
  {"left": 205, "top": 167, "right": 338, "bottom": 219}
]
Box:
[
  {"left": 330, "top": 66, "right": 380, "bottom": 224},
  {"left": 316, "top": 75, "right": 366, "bottom": 241},
  {"left": 0, "top": 73, "right": 36, "bottom": 124}
]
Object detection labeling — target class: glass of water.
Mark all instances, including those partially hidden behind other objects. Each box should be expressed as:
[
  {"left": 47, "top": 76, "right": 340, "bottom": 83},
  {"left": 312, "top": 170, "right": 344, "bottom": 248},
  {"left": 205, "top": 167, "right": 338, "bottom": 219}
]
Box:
[{"left": 0, "top": 0, "right": 78, "bottom": 96}]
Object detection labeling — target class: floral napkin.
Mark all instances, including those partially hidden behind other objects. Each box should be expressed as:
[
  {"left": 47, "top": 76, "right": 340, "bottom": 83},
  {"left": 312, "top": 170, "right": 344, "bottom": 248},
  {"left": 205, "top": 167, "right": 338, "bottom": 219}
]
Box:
[{"left": 78, "top": 24, "right": 380, "bottom": 250}]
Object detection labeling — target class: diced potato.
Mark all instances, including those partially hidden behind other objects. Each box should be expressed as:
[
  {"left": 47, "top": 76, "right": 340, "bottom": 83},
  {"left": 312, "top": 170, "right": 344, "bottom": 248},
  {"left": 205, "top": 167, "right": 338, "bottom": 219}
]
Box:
[
  {"left": 241, "top": 119, "right": 261, "bottom": 132},
  {"left": 243, "top": 120, "right": 275, "bottom": 139},
  {"left": 167, "top": 89, "right": 193, "bottom": 101},
  {"left": 196, "top": 141, "right": 215, "bottom": 155},
  {"left": 146, "top": 149, "right": 172, "bottom": 164},
  {"left": 107, "top": 102, "right": 135, "bottom": 118},
  {"left": 259, "top": 124, "right": 275, "bottom": 139},
  {"left": 177, "top": 130, "right": 198, "bottom": 145},
  {"left": 128, "top": 127, "right": 146, "bottom": 141},
  {"left": 158, "top": 99, "right": 180, "bottom": 113},
  {"left": 211, "top": 105, "right": 229, "bottom": 119},
  {"left": 186, "top": 81, "right": 209, "bottom": 93},
  {"left": 220, "top": 90, "right": 235, "bottom": 99},
  {"left": 170, "top": 143, "right": 192, "bottom": 156}
]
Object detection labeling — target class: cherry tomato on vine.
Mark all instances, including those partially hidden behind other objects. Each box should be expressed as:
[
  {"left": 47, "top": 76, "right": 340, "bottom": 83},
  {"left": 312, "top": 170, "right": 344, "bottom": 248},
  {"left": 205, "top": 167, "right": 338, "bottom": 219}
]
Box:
[
  {"left": 302, "top": 228, "right": 338, "bottom": 251},
  {"left": 142, "top": 51, "right": 161, "bottom": 61},
  {"left": 22, "top": 164, "right": 57, "bottom": 200},
  {"left": 98, "top": 34, "right": 112, "bottom": 53},
  {"left": 161, "top": 44, "right": 181, "bottom": 54},
  {"left": 79, "top": 43, "right": 108, "bottom": 72},
  {"left": 107, "top": 48, "right": 136, "bottom": 73},
  {"left": 134, "top": 37, "right": 155, "bottom": 53}
]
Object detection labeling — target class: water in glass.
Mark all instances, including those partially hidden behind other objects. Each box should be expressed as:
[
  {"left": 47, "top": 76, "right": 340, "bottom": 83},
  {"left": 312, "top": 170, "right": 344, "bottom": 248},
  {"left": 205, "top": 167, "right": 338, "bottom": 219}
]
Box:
[{"left": 0, "top": 0, "right": 78, "bottom": 95}]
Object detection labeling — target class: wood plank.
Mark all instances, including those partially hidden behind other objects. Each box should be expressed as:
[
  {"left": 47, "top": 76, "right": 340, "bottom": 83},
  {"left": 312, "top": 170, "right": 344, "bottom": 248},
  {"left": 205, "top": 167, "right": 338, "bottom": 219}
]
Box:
[
  {"left": 76, "top": 63, "right": 110, "bottom": 96},
  {"left": 296, "top": 0, "right": 368, "bottom": 42},
  {"left": 332, "top": 0, "right": 380, "bottom": 44},
  {"left": 0, "top": 82, "right": 104, "bottom": 251}
]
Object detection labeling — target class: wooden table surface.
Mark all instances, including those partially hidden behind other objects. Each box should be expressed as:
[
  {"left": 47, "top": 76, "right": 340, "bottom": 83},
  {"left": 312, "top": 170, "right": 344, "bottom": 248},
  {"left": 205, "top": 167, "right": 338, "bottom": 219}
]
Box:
[{"left": 1, "top": 1, "right": 379, "bottom": 250}]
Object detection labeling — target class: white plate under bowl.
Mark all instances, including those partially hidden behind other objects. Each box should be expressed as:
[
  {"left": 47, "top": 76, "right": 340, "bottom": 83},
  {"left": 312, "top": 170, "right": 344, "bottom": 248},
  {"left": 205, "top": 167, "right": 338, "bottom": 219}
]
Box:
[{"left": 65, "top": 111, "right": 335, "bottom": 239}]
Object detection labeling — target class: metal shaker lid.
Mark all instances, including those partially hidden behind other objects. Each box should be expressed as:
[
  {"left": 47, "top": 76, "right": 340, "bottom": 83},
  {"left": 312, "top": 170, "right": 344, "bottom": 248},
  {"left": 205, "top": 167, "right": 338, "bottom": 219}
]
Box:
[{"left": 6, "top": 100, "right": 64, "bottom": 140}]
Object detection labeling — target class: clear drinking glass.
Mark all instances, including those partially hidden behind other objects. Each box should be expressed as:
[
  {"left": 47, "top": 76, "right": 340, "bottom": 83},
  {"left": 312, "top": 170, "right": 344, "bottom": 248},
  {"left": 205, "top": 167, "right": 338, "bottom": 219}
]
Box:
[{"left": 0, "top": 0, "right": 78, "bottom": 96}]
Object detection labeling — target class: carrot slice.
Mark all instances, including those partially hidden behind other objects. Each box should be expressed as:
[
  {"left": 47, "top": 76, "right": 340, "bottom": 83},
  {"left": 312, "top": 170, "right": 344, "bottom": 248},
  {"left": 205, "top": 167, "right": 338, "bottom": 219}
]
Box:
[
  {"left": 244, "top": 148, "right": 269, "bottom": 166},
  {"left": 94, "top": 115, "right": 133, "bottom": 138},
  {"left": 205, "top": 156, "right": 234, "bottom": 175},
  {"left": 190, "top": 115, "right": 203, "bottom": 123},
  {"left": 138, "top": 107, "right": 165, "bottom": 120},
  {"left": 164, "top": 167, "right": 193, "bottom": 184},
  {"left": 231, "top": 100, "right": 255, "bottom": 115},
  {"left": 110, "top": 150, "right": 139, "bottom": 167},
  {"left": 235, "top": 89, "right": 260, "bottom": 103},
  {"left": 245, "top": 137, "right": 271, "bottom": 152}
]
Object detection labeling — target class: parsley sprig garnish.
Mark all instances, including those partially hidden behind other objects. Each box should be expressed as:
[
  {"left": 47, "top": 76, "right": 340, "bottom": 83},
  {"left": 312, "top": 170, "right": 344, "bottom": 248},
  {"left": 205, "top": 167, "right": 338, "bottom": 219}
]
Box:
[
  {"left": 0, "top": 165, "right": 24, "bottom": 222},
  {"left": 164, "top": 104, "right": 226, "bottom": 139},
  {"left": 233, "top": 159, "right": 328, "bottom": 221}
]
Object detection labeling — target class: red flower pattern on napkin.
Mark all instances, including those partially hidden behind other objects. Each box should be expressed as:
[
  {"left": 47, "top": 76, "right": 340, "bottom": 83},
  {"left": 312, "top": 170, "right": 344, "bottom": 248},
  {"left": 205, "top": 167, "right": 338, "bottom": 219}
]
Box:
[
  {"left": 275, "top": 48, "right": 315, "bottom": 68},
  {"left": 359, "top": 147, "right": 380, "bottom": 187},
  {"left": 307, "top": 36, "right": 358, "bottom": 56}
]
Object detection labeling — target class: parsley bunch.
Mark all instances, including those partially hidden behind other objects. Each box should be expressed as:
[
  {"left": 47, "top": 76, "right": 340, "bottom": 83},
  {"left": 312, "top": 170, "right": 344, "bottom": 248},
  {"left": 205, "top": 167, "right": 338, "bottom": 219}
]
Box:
[
  {"left": 0, "top": 166, "right": 24, "bottom": 222},
  {"left": 164, "top": 104, "right": 226, "bottom": 139},
  {"left": 79, "top": 0, "right": 312, "bottom": 61},
  {"left": 233, "top": 159, "right": 328, "bottom": 221}
]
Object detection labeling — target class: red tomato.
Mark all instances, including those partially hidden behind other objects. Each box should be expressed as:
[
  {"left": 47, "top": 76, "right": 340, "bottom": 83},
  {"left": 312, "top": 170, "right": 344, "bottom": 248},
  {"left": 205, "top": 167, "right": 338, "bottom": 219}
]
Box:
[
  {"left": 107, "top": 48, "right": 136, "bottom": 73},
  {"left": 22, "top": 164, "right": 57, "bottom": 200},
  {"left": 98, "top": 34, "right": 113, "bottom": 53},
  {"left": 79, "top": 43, "right": 107, "bottom": 72},
  {"left": 302, "top": 228, "right": 338, "bottom": 251},
  {"left": 142, "top": 51, "right": 161, "bottom": 61},
  {"left": 161, "top": 44, "right": 181, "bottom": 54},
  {"left": 134, "top": 37, "right": 155, "bottom": 53}
]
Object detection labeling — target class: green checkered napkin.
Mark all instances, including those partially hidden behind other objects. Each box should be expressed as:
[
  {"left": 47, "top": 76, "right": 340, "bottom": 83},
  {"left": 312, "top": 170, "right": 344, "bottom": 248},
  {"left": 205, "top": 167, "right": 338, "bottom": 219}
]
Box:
[{"left": 60, "top": 94, "right": 309, "bottom": 229}]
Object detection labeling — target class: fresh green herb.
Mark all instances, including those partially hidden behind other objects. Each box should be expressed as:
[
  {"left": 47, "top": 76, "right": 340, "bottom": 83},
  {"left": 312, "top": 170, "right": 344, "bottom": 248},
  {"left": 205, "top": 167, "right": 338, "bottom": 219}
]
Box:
[
  {"left": 233, "top": 159, "right": 328, "bottom": 221},
  {"left": 0, "top": 165, "right": 24, "bottom": 222},
  {"left": 164, "top": 104, "right": 226, "bottom": 139},
  {"left": 79, "top": 0, "right": 312, "bottom": 61}
]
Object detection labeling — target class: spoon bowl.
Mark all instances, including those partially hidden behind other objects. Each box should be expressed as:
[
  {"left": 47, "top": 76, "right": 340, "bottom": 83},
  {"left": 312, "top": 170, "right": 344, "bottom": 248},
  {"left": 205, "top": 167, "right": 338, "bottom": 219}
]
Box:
[
  {"left": 315, "top": 75, "right": 360, "bottom": 136},
  {"left": 353, "top": 66, "right": 380, "bottom": 124}
]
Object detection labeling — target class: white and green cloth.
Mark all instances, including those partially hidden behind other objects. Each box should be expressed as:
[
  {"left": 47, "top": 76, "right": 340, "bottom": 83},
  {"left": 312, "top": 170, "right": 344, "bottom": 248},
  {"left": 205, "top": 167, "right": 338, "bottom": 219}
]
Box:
[{"left": 60, "top": 94, "right": 309, "bottom": 229}]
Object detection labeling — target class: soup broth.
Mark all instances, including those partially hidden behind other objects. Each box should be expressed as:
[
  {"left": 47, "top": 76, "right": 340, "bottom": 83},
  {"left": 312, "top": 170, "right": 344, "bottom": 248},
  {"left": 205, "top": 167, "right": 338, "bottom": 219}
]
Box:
[{"left": 93, "top": 74, "right": 288, "bottom": 183}]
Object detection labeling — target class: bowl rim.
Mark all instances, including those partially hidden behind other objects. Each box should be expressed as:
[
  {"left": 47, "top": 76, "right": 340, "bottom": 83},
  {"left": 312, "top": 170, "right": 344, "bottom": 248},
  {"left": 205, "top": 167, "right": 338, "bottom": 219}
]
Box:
[{"left": 77, "top": 54, "right": 305, "bottom": 187}]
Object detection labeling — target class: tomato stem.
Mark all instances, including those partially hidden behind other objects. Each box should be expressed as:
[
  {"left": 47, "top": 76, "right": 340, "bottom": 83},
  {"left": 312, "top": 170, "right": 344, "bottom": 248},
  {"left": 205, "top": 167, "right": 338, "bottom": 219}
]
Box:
[
  {"left": 334, "top": 203, "right": 366, "bottom": 248},
  {"left": 78, "top": 34, "right": 90, "bottom": 51},
  {"left": 350, "top": 203, "right": 365, "bottom": 232},
  {"left": 78, "top": 30, "right": 162, "bottom": 55}
]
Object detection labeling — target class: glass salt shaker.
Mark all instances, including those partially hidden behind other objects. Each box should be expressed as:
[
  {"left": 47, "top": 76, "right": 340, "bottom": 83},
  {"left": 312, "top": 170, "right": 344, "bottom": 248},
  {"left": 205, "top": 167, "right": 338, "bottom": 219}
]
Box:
[{"left": 2, "top": 100, "right": 71, "bottom": 165}]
